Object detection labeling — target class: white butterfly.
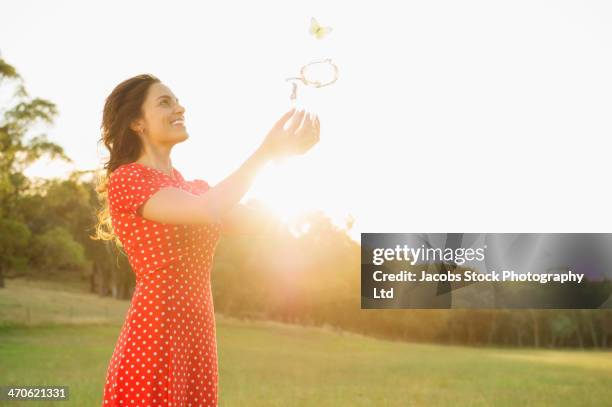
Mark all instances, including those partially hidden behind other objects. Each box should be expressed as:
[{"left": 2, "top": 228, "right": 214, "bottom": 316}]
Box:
[{"left": 309, "top": 17, "right": 333, "bottom": 40}]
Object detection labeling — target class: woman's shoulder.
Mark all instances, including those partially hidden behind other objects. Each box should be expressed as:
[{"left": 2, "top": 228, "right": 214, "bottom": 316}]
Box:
[
  {"left": 111, "top": 161, "right": 141, "bottom": 175},
  {"left": 108, "top": 162, "right": 153, "bottom": 190},
  {"left": 110, "top": 161, "right": 208, "bottom": 192},
  {"left": 107, "top": 162, "right": 168, "bottom": 215}
]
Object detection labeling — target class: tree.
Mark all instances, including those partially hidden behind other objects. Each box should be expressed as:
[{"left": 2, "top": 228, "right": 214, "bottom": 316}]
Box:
[
  {"left": 30, "top": 226, "right": 89, "bottom": 271},
  {"left": 550, "top": 312, "right": 577, "bottom": 347},
  {"left": 0, "top": 55, "right": 71, "bottom": 287},
  {"left": 0, "top": 217, "right": 31, "bottom": 287}
]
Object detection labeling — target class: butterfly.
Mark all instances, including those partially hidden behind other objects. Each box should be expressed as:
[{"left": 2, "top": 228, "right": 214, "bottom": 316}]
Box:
[{"left": 309, "top": 17, "right": 333, "bottom": 40}]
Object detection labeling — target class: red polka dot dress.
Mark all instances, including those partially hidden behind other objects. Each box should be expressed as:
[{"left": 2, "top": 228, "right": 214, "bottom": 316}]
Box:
[{"left": 102, "top": 162, "right": 222, "bottom": 406}]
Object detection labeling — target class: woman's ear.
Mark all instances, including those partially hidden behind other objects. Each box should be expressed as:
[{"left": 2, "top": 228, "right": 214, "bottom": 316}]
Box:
[{"left": 130, "top": 118, "right": 144, "bottom": 135}]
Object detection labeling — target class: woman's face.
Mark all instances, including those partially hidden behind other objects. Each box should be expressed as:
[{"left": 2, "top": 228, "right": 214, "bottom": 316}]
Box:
[{"left": 133, "top": 82, "right": 188, "bottom": 146}]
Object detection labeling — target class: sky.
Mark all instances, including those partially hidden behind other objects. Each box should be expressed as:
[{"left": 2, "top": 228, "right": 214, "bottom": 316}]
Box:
[{"left": 1, "top": 0, "right": 612, "bottom": 243}]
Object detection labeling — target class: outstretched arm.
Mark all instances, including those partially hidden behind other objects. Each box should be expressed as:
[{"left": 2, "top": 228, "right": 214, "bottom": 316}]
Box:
[
  {"left": 137, "top": 109, "right": 319, "bottom": 226},
  {"left": 139, "top": 145, "right": 271, "bottom": 225}
]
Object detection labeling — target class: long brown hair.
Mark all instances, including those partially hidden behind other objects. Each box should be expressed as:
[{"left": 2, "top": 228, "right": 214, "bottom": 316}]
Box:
[{"left": 91, "top": 74, "right": 161, "bottom": 245}]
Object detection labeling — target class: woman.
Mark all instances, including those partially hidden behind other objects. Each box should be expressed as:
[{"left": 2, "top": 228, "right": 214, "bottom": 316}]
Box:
[{"left": 93, "top": 73, "right": 320, "bottom": 406}]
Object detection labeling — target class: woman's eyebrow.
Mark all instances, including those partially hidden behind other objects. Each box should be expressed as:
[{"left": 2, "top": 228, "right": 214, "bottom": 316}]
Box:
[{"left": 157, "top": 95, "right": 179, "bottom": 103}]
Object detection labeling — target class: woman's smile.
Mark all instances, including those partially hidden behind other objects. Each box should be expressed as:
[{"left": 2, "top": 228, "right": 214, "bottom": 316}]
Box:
[{"left": 171, "top": 117, "right": 185, "bottom": 127}]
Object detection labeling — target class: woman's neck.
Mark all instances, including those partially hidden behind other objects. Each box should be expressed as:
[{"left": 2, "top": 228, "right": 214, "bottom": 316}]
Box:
[{"left": 135, "top": 156, "right": 174, "bottom": 179}]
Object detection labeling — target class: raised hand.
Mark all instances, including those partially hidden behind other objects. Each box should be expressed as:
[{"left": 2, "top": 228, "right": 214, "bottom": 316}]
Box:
[{"left": 259, "top": 109, "right": 320, "bottom": 160}]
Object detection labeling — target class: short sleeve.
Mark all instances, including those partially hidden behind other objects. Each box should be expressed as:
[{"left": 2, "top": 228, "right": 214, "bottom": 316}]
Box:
[
  {"left": 108, "top": 165, "right": 170, "bottom": 216},
  {"left": 191, "top": 179, "right": 211, "bottom": 194}
]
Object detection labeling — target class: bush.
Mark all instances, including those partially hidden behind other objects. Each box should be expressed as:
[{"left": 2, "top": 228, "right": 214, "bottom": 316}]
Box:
[{"left": 30, "top": 226, "right": 88, "bottom": 272}]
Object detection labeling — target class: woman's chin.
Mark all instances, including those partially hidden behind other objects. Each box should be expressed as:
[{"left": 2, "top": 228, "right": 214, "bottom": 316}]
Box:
[{"left": 175, "top": 130, "right": 189, "bottom": 142}]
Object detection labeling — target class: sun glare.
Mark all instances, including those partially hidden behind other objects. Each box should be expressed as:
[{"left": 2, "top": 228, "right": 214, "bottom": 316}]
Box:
[
  {"left": 244, "top": 156, "right": 355, "bottom": 239},
  {"left": 248, "top": 158, "right": 318, "bottom": 220}
]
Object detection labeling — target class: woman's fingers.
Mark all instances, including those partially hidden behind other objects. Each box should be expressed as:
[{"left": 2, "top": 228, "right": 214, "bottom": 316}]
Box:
[
  {"left": 306, "top": 113, "right": 319, "bottom": 132},
  {"left": 296, "top": 117, "right": 319, "bottom": 144},
  {"left": 301, "top": 113, "right": 315, "bottom": 133},
  {"left": 275, "top": 108, "right": 296, "bottom": 129},
  {"left": 288, "top": 110, "right": 306, "bottom": 133}
]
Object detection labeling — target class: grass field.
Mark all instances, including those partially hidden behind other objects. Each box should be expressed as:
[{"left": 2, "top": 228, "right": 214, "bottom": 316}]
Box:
[{"left": 1, "top": 277, "right": 612, "bottom": 406}]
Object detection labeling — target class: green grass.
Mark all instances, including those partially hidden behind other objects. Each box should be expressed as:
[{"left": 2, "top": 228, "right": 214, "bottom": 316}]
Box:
[
  {"left": 1, "top": 277, "right": 612, "bottom": 406},
  {"left": 0, "top": 276, "right": 128, "bottom": 326}
]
